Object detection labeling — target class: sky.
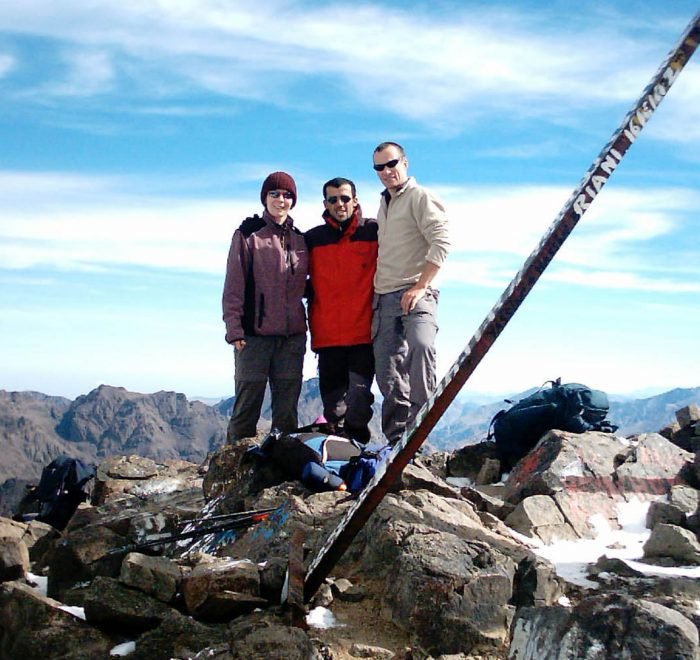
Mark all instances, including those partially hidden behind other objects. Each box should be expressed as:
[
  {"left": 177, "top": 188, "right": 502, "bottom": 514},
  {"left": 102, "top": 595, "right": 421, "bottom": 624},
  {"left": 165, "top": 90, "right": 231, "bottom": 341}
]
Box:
[{"left": 1, "top": 1, "right": 699, "bottom": 402}]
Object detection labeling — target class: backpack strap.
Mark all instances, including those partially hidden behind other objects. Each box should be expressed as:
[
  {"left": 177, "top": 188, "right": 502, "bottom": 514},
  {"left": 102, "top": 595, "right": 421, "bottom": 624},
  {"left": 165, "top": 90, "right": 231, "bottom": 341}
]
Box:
[{"left": 487, "top": 409, "right": 506, "bottom": 440}]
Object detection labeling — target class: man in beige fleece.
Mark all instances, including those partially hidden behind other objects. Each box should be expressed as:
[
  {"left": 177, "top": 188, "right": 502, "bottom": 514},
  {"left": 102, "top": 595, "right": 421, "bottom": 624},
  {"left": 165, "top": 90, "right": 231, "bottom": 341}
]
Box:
[{"left": 371, "top": 141, "right": 450, "bottom": 445}]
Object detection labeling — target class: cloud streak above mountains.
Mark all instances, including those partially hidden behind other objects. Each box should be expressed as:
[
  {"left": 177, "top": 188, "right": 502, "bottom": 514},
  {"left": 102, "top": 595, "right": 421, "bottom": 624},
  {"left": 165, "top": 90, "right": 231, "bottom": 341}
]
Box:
[{"left": 1, "top": 169, "right": 698, "bottom": 295}]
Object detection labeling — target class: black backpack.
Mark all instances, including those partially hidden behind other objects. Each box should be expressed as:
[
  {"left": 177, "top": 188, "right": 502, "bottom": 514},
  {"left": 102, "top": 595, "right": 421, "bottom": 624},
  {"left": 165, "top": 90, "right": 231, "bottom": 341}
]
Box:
[
  {"left": 35, "top": 455, "right": 95, "bottom": 530},
  {"left": 488, "top": 379, "right": 618, "bottom": 471}
]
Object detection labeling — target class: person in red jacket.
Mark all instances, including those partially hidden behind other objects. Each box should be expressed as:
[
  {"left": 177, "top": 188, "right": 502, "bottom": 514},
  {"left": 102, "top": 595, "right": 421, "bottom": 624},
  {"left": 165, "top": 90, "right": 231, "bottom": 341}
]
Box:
[{"left": 305, "top": 177, "right": 378, "bottom": 444}]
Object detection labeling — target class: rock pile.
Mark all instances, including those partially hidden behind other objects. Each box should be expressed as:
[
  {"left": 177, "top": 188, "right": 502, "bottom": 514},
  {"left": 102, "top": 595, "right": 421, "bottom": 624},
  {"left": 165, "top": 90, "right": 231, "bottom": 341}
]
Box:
[{"left": 0, "top": 406, "right": 699, "bottom": 658}]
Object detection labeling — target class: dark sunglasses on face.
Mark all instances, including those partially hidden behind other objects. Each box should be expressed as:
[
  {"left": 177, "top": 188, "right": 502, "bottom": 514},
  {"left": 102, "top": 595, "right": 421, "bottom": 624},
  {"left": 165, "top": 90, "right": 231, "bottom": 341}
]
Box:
[
  {"left": 326, "top": 195, "right": 353, "bottom": 204},
  {"left": 373, "top": 158, "right": 401, "bottom": 172},
  {"left": 268, "top": 190, "right": 294, "bottom": 200}
]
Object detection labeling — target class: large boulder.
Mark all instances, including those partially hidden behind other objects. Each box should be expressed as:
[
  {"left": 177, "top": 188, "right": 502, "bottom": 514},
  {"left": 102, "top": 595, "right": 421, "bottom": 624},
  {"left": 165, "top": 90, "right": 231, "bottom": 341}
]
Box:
[
  {"left": 447, "top": 440, "right": 501, "bottom": 484},
  {"left": 643, "top": 523, "right": 700, "bottom": 565},
  {"left": 93, "top": 455, "right": 202, "bottom": 506},
  {"left": 0, "top": 580, "right": 114, "bottom": 659},
  {"left": 504, "top": 494, "right": 578, "bottom": 544},
  {"left": 115, "top": 608, "right": 229, "bottom": 660},
  {"left": 509, "top": 593, "right": 699, "bottom": 659},
  {"left": 47, "top": 521, "right": 126, "bottom": 601},
  {"left": 201, "top": 440, "right": 281, "bottom": 504},
  {"left": 616, "top": 433, "right": 693, "bottom": 495},
  {"left": 374, "top": 520, "right": 516, "bottom": 655},
  {"left": 356, "top": 490, "right": 561, "bottom": 656},
  {"left": 120, "top": 552, "right": 187, "bottom": 604},
  {"left": 0, "top": 518, "right": 34, "bottom": 581},
  {"left": 83, "top": 575, "right": 173, "bottom": 632},
  {"left": 226, "top": 616, "right": 324, "bottom": 659},
  {"left": 666, "top": 404, "right": 700, "bottom": 452},
  {"left": 0, "top": 535, "right": 29, "bottom": 582},
  {"left": 180, "top": 557, "right": 265, "bottom": 621},
  {"left": 501, "top": 430, "right": 692, "bottom": 539}
]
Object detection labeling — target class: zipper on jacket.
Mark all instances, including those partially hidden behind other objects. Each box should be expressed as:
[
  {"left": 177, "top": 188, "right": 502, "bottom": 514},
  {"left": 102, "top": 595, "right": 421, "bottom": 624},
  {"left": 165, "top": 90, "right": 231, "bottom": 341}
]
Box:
[
  {"left": 257, "top": 294, "right": 265, "bottom": 329},
  {"left": 283, "top": 225, "right": 295, "bottom": 275}
]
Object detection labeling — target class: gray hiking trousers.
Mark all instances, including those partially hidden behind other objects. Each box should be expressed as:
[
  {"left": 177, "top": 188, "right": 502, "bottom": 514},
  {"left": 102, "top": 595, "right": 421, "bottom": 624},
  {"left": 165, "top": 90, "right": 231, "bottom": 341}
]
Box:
[
  {"left": 372, "top": 287, "right": 438, "bottom": 445},
  {"left": 227, "top": 333, "right": 306, "bottom": 443}
]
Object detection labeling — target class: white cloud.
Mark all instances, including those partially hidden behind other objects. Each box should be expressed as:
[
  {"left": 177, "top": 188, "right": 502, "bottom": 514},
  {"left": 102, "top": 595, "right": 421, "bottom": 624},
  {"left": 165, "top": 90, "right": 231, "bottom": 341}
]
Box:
[
  {"left": 0, "top": 201, "right": 234, "bottom": 272},
  {"left": 1, "top": 1, "right": 696, "bottom": 128},
  {"left": 0, "top": 52, "right": 14, "bottom": 77},
  {"left": 430, "top": 183, "right": 699, "bottom": 293},
  {"left": 438, "top": 184, "right": 696, "bottom": 256},
  {"left": 547, "top": 268, "right": 700, "bottom": 293},
  {"left": 0, "top": 171, "right": 119, "bottom": 198},
  {"left": 1, "top": 170, "right": 697, "bottom": 296},
  {"left": 46, "top": 48, "right": 115, "bottom": 97}
]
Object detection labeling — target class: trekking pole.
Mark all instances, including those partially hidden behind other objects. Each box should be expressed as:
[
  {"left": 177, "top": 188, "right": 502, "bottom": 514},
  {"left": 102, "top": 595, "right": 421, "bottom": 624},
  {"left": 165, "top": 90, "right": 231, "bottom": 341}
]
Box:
[
  {"left": 177, "top": 507, "right": 278, "bottom": 527},
  {"left": 304, "top": 12, "right": 700, "bottom": 602},
  {"left": 105, "top": 510, "right": 272, "bottom": 556}
]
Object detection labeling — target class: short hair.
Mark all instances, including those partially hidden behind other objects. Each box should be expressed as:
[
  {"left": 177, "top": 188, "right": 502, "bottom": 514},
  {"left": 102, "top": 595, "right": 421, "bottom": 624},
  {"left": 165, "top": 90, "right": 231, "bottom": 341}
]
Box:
[
  {"left": 323, "top": 177, "right": 356, "bottom": 199},
  {"left": 374, "top": 141, "right": 405, "bottom": 157}
]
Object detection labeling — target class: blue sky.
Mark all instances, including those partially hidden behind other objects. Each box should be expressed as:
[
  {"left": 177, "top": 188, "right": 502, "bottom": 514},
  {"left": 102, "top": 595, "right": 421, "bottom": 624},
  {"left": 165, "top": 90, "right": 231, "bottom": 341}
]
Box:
[{"left": 1, "top": 1, "right": 698, "bottom": 402}]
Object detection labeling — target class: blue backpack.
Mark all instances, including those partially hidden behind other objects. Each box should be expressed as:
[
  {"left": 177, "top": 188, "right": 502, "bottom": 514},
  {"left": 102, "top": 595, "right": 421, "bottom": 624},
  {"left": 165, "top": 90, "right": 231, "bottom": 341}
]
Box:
[
  {"left": 256, "top": 430, "right": 391, "bottom": 494},
  {"left": 303, "top": 433, "right": 391, "bottom": 494},
  {"left": 338, "top": 445, "right": 393, "bottom": 494}
]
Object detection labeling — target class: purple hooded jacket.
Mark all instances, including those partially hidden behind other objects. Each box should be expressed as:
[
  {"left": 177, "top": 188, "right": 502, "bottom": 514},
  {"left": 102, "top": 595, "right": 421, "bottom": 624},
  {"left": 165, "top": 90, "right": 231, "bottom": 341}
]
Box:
[{"left": 222, "top": 211, "right": 308, "bottom": 343}]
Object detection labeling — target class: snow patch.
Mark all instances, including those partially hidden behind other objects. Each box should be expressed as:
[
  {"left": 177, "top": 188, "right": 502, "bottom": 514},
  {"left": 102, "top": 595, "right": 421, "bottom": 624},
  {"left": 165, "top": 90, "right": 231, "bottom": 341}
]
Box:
[
  {"left": 559, "top": 459, "right": 585, "bottom": 478},
  {"left": 110, "top": 641, "right": 136, "bottom": 656},
  {"left": 127, "top": 478, "right": 184, "bottom": 496},
  {"left": 446, "top": 477, "right": 473, "bottom": 488},
  {"left": 533, "top": 497, "right": 654, "bottom": 588},
  {"left": 26, "top": 572, "right": 47, "bottom": 596},
  {"left": 306, "top": 606, "right": 343, "bottom": 629},
  {"left": 58, "top": 605, "right": 86, "bottom": 620}
]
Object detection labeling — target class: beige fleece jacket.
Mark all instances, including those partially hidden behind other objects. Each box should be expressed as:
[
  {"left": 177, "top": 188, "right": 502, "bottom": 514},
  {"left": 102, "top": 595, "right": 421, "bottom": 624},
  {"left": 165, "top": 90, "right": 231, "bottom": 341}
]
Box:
[{"left": 374, "top": 177, "right": 450, "bottom": 294}]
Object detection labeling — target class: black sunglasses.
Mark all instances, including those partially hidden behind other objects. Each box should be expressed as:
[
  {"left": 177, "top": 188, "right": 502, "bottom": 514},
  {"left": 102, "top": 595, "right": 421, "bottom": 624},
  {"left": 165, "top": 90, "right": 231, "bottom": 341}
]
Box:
[
  {"left": 326, "top": 195, "right": 353, "bottom": 204},
  {"left": 268, "top": 190, "right": 294, "bottom": 199},
  {"left": 373, "top": 158, "right": 401, "bottom": 172}
]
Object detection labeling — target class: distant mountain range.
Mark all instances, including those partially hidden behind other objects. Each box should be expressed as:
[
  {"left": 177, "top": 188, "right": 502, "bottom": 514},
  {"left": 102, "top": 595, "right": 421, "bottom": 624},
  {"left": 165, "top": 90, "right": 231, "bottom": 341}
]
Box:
[
  {"left": 0, "top": 386, "right": 225, "bottom": 483},
  {"left": 1, "top": 381, "right": 698, "bottom": 512}
]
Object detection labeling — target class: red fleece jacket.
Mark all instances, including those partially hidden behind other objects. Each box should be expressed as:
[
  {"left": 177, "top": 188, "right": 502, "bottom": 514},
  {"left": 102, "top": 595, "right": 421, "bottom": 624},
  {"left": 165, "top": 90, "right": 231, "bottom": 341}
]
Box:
[{"left": 305, "top": 207, "right": 378, "bottom": 350}]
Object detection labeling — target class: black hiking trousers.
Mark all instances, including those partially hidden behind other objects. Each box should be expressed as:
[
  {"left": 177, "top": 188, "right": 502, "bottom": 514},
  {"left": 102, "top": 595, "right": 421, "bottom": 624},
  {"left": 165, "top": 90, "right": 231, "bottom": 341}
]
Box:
[{"left": 317, "top": 343, "right": 375, "bottom": 444}]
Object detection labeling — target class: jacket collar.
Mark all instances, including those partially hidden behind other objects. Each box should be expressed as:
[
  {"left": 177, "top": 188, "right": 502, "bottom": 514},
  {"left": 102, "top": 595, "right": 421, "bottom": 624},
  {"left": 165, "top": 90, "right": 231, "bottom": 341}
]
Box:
[
  {"left": 381, "top": 176, "right": 414, "bottom": 204},
  {"left": 322, "top": 204, "right": 363, "bottom": 237},
  {"left": 262, "top": 209, "right": 294, "bottom": 230}
]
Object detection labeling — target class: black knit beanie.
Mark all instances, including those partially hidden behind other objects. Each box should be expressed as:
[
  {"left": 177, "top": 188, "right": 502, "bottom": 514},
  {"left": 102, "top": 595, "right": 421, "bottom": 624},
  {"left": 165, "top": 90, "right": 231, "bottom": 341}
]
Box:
[{"left": 260, "top": 171, "right": 297, "bottom": 208}]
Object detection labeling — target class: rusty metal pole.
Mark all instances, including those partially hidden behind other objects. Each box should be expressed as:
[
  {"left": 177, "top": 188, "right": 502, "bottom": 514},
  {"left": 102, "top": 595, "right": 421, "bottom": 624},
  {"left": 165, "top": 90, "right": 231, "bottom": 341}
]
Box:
[{"left": 286, "top": 526, "right": 308, "bottom": 629}]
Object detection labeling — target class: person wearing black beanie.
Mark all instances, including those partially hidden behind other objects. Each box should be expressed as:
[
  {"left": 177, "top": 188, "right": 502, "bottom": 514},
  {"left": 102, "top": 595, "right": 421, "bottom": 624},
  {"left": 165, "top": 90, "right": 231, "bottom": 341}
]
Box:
[
  {"left": 260, "top": 171, "right": 297, "bottom": 208},
  {"left": 222, "top": 171, "right": 308, "bottom": 442}
]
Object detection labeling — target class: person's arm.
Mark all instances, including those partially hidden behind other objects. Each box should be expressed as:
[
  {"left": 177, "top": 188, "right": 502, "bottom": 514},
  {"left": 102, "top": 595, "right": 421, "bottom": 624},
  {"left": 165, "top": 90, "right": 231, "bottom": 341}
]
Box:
[
  {"left": 222, "top": 230, "right": 249, "bottom": 348},
  {"left": 401, "top": 190, "right": 450, "bottom": 313},
  {"left": 400, "top": 261, "right": 440, "bottom": 313}
]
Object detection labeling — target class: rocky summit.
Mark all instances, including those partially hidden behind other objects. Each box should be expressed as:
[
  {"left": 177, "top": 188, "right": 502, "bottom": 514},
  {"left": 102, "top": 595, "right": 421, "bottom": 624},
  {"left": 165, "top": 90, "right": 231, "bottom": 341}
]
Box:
[{"left": 1, "top": 403, "right": 700, "bottom": 658}]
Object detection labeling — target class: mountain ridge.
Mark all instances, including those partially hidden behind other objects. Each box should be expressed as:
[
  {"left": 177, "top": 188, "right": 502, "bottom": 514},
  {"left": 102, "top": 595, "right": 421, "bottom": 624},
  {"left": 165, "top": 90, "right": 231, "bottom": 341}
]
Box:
[{"left": 1, "top": 382, "right": 698, "bottom": 492}]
